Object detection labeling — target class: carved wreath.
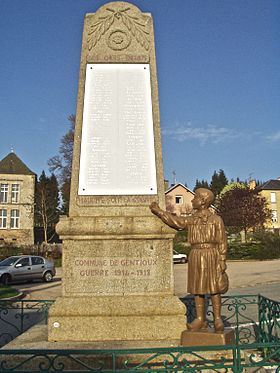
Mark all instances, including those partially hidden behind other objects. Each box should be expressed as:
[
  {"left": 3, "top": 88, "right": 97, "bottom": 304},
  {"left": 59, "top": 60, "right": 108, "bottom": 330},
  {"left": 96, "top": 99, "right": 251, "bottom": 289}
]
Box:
[{"left": 88, "top": 7, "right": 150, "bottom": 51}]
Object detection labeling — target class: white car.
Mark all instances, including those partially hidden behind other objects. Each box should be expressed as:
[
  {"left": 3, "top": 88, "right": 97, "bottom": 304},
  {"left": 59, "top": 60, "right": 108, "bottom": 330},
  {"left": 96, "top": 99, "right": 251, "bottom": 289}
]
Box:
[{"left": 173, "top": 250, "right": 187, "bottom": 264}]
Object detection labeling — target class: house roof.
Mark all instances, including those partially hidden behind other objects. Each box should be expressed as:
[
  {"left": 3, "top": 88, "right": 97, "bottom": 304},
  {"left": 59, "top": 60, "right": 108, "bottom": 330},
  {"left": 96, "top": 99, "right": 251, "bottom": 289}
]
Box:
[
  {"left": 165, "top": 182, "right": 218, "bottom": 211},
  {"left": 258, "top": 179, "right": 280, "bottom": 191},
  {"left": 0, "top": 152, "right": 35, "bottom": 176},
  {"left": 165, "top": 183, "right": 194, "bottom": 195}
]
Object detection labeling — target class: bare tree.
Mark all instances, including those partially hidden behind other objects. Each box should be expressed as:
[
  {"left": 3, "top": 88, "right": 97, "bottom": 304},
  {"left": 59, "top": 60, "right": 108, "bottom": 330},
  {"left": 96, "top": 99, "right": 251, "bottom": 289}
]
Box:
[
  {"left": 35, "top": 172, "right": 59, "bottom": 243},
  {"left": 48, "top": 115, "right": 75, "bottom": 213}
]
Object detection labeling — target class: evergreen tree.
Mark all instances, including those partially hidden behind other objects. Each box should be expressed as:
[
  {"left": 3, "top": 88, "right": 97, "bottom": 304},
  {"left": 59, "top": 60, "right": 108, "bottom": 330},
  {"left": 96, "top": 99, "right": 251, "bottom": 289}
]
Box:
[
  {"left": 210, "top": 169, "right": 228, "bottom": 196},
  {"left": 193, "top": 179, "right": 209, "bottom": 191},
  {"left": 35, "top": 171, "right": 60, "bottom": 242},
  {"left": 255, "top": 180, "right": 264, "bottom": 187}
]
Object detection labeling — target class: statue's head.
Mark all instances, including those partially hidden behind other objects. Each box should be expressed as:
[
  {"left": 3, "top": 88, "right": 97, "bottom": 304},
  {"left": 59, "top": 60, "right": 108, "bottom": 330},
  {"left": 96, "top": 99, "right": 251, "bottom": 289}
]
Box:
[{"left": 192, "top": 188, "right": 214, "bottom": 210}]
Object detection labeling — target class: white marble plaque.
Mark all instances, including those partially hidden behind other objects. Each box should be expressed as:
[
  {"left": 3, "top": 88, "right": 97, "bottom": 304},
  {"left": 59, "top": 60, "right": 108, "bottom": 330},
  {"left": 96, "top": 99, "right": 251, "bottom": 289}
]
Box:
[{"left": 78, "top": 64, "right": 157, "bottom": 195}]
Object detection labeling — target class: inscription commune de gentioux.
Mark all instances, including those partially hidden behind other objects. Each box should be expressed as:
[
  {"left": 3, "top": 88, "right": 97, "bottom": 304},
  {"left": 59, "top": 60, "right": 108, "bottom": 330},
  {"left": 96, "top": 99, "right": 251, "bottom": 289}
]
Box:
[{"left": 74, "top": 257, "right": 157, "bottom": 279}]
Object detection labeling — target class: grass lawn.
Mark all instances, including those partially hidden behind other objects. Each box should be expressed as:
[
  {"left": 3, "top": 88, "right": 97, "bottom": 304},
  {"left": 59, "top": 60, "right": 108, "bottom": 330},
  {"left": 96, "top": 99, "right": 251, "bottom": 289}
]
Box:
[{"left": 0, "top": 285, "right": 19, "bottom": 299}]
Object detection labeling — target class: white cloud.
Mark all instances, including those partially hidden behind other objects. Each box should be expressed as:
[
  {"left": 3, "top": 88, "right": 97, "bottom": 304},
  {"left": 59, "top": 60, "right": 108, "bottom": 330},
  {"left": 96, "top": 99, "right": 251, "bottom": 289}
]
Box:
[
  {"left": 267, "top": 131, "right": 280, "bottom": 142},
  {"left": 162, "top": 122, "right": 240, "bottom": 145}
]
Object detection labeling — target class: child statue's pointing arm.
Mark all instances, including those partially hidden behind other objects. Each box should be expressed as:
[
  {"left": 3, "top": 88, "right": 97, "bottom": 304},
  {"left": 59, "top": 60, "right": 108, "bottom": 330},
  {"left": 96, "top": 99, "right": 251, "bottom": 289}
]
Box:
[{"left": 150, "top": 202, "right": 187, "bottom": 230}]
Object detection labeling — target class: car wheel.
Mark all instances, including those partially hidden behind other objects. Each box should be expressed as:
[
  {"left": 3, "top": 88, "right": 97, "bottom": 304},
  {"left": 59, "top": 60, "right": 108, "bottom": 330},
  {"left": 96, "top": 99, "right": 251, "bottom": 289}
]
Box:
[
  {"left": 180, "top": 258, "right": 186, "bottom": 264},
  {"left": 1, "top": 274, "right": 11, "bottom": 285},
  {"left": 43, "top": 271, "right": 53, "bottom": 283}
]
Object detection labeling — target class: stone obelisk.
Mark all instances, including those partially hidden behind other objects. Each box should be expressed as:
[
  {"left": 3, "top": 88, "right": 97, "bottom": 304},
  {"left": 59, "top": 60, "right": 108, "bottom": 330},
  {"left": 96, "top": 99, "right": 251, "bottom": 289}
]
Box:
[{"left": 48, "top": 1, "right": 185, "bottom": 343}]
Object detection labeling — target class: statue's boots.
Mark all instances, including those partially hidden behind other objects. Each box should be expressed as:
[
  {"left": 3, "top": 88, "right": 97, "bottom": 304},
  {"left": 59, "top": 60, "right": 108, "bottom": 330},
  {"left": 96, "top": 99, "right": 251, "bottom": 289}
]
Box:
[
  {"left": 187, "top": 318, "right": 208, "bottom": 332},
  {"left": 187, "top": 304, "right": 207, "bottom": 331},
  {"left": 214, "top": 317, "right": 224, "bottom": 333},
  {"left": 212, "top": 294, "right": 224, "bottom": 333}
]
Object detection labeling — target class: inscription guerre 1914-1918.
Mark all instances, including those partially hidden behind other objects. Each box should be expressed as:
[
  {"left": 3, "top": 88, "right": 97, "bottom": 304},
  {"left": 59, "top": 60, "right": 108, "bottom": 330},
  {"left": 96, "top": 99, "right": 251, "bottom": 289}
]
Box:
[{"left": 74, "top": 257, "right": 157, "bottom": 279}]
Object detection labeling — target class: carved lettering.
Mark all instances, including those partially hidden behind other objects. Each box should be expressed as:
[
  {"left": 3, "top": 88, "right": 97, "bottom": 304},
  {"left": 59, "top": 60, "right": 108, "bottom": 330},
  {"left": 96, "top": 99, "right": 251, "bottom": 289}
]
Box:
[
  {"left": 77, "top": 194, "right": 155, "bottom": 206},
  {"left": 73, "top": 256, "right": 157, "bottom": 279},
  {"left": 92, "top": 54, "right": 148, "bottom": 63}
]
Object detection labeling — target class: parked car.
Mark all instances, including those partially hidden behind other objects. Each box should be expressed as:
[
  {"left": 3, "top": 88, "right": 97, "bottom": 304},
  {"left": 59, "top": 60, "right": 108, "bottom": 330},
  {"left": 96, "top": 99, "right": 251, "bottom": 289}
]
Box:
[
  {"left": 0, "top": 255, "right": 56, "bottom": 285},
  {"left": 173, "top": 250, "right": 187, "bottom": 264}
]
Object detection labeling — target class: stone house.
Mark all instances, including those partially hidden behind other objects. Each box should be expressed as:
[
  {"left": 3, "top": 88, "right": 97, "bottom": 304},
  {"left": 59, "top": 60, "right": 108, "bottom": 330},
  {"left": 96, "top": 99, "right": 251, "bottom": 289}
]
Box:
[
  {"left": 165, "top": 182, "right": 217, "bottom": 216},
  {"left": 257, "top": 179, "right": 280, "bottom": 234},
  {"left": 0, "top": 152, "right": 36, "bottom": 245},
  {"left": 165, "top": 183, "right": 194, "bottom": 216}
]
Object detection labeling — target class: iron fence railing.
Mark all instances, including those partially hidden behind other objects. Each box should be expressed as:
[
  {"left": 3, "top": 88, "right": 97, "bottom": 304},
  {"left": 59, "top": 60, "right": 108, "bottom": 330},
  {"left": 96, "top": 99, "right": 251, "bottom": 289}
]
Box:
[
  {"left": 259, "top": 294, "right": 280, "bottom": 344},
  {"left": 0, "top": 343, "right": 279, "bottom": 372},
  {"left": 0, "top": 300, "right": 54, "bottom": 347},
  {"left": 0, "top": 295, "right": 279, "bottom": 372}
]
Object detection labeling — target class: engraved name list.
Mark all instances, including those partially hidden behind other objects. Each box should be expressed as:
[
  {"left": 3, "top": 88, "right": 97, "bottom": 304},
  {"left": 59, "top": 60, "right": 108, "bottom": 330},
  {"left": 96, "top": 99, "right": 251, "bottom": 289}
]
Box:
[{"left": 78, "top": 63, "right": 157, "bottom": 196}]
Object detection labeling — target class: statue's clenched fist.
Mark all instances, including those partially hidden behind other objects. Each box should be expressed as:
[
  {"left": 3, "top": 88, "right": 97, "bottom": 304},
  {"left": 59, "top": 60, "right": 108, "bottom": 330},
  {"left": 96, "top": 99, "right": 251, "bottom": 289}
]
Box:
[{"left": 149, "top": 202, "right": 161, "bottom": 216}]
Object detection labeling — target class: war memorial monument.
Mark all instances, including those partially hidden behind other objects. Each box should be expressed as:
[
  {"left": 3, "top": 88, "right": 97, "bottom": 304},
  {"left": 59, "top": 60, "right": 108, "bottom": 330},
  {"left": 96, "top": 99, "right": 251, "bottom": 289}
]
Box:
[
  {"left": 48, "top": 1, "right": 187, "bottom": 344},
  {"left": 2, "top": 3, "right": 280, "bottom": 372},
  {"left": 46, "top": 0, "right": 233, "bottom": 346}
]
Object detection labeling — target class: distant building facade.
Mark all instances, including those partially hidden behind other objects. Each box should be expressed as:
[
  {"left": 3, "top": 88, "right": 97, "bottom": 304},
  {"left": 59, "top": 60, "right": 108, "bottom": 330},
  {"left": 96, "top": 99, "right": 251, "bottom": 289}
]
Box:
[
  {"left": 165, "top": 182, "right": 217, "bottom": 217},
  {"left": 165, "top": 183, "right": 194, "bottom": 216},
  {"left": 257, "top": 179, "right": 280, "bottom": 234},
  {"left": 0, "top": 152, "right": 35, "bottom": 244}
]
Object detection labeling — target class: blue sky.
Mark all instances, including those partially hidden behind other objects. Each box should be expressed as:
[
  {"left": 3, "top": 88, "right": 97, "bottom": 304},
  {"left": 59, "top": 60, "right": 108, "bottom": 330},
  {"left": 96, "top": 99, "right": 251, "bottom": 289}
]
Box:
[{"left": 1, "top": 0, "right": 279, "bottom": 189}]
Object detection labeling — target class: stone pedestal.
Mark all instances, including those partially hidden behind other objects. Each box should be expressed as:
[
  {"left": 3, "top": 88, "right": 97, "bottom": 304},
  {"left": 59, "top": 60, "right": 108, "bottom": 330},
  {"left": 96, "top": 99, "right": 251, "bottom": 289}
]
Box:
[
  {"left": 48, "top": 216, "right": 186, "bottom": 342},
  {"left": 49, "top": 296, "right": 185, "bottom": 342},
  {"left": 181, "top": 329, "right": 235, "bottom": 346}
]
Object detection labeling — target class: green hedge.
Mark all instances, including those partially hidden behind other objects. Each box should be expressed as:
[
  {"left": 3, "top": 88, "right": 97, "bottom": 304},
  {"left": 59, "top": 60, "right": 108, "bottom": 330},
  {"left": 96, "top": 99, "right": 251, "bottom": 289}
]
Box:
[
  {"left": 0, "top": 243, "right": 62, "bottom": 262},
  {"left": 227, "top": 242, "right": 261, "bottom": 260},
  {"left": 173, "top": 230, "right": 280, "bottom": 260},
  {"left": 0, "top": 246, "right": 22, "bottom": 260}
]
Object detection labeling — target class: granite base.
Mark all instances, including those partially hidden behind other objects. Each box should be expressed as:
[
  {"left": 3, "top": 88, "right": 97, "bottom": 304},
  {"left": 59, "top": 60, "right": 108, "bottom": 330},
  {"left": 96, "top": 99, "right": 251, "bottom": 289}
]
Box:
[{"left": 48, "top": 295, "right": 186, "bottom": 342}]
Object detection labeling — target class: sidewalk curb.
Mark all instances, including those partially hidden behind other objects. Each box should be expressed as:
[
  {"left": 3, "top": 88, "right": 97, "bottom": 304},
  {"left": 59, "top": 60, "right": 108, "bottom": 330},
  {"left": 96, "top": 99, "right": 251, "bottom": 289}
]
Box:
[
  {"left": 0, "top": 291, "right": 25, "bottom": 302},
  {"left": 227, "top": 259, "right": 280, "bottom": 262}
]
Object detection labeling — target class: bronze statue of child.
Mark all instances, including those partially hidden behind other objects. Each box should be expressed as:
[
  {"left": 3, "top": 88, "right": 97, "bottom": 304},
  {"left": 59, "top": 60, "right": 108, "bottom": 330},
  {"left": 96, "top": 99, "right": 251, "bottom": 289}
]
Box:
[{"left": 150, "top": 188, "right": 228, "bottom": 333}]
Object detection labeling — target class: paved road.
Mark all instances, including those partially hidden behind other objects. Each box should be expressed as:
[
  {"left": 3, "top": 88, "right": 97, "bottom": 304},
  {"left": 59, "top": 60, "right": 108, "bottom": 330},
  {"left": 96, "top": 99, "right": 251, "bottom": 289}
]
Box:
[
  {"left": 227, "top": 282, "right": 280, "bottom": 301},
  {"left": 174, "top": 259, "right": 280, "bottom": 299},
  {"left": 13, "top": 268, "right": 62, "bottom": 300},
  {"left": 12, "top": 259, "right": 280, "bottom": 301}
]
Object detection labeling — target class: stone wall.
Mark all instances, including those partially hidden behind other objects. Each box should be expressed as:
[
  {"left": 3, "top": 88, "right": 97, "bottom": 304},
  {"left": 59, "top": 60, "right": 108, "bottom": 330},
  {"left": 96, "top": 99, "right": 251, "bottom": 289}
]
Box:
[
  {"left": 0, "top": 173, "right": 35, "bottom": 245},
  {"left": 260, "top": 189, "right": 280, "bottom": 232}
]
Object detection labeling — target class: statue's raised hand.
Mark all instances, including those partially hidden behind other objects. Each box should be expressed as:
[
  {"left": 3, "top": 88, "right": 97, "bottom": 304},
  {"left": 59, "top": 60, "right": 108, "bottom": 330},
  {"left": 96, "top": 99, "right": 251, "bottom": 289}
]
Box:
[{"left": 150, "top": 202, "right": 162, "bottom": 216}]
